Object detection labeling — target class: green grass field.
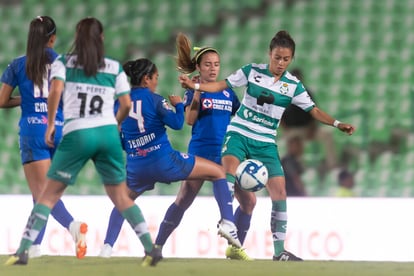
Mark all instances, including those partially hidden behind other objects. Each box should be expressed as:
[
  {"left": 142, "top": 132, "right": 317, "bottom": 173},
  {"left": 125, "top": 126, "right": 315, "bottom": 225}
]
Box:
[{"left": 1, "top": 256, "right": 414, "bottom": 276}]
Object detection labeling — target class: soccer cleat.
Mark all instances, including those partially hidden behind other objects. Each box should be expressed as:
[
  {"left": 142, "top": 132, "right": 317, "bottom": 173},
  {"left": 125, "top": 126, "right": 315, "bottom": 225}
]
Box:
[
  {"left": 69, "top": 221, "right": 88, "bottom": 259},
  {"left": 273, "top": 250, "right": 303, "bottom": 261},
  {"left": 98, "top": 244, "right": 113, "bottom": 258},
  {"left": 217, "top": 219, "right": 242, "bottom": 248},
  {"left": 4, "top": 250, "right": 29, "bottom": 265},
  {"left": 225, "top": 245, "right": 253, "bottom": 261},
  {"left": 28, "top": 244, "right": 42, "bottom": 258},
  {"left": 141, "top": 245, "right": 163, "bottom": 267}
]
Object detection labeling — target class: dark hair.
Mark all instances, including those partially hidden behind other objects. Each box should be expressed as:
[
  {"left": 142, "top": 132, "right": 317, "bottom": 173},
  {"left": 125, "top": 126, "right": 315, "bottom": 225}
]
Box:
[
  {"left": 175, "top": 32, "right": 219, "bottom": 74},
  {"left": 123, "top": 58, "right": 157, "bottom": 86},
  {"left": 70, "top": 17, "right": 104, "bottom": 77},
  {"left": 26, "top": 15, "right": 57, "bottom": 88},
  {"left": 338, "top": 170, "right": 353, "bottom": 183},
  {"left": 269, "top": 30, "right": 295, "bottom": 57}
]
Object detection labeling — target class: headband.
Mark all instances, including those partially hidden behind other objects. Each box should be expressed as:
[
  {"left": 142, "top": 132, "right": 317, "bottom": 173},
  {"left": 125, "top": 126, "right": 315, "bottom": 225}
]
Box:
[{"left": 193, "top": 46, "right": 219, "bottom": 63}]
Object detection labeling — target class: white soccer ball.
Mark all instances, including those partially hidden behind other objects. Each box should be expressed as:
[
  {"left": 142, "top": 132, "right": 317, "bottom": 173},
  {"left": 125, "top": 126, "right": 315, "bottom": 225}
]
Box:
[{"left": 235, "top": 159, "right": 268, "bottom": 192}]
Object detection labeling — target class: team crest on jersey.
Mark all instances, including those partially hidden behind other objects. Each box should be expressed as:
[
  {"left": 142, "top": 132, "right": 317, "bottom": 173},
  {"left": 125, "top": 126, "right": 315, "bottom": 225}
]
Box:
[
  {"left": 202, "top": 98, "right": 213, "bottom": 110},
  {"left": 180, "top": 152, "right": 189, "bottom": 159},
  {"left": 223, "top": 90, "right": 230, "bottom": 98},
  {"left": 280, "top": 83, "right": 289, "bottom": 94},
  {"left": 162, "top": 99, "right": 172, "bottom": 110}
]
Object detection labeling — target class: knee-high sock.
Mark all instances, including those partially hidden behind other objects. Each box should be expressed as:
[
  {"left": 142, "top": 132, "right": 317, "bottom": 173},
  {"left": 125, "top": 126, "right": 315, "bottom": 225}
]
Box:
[
  {"left": 121, "top": 205, "right": 153, "bottom": 254},
  {"left": 50, "top": 199, "right": 74, "bottom": 229},
  {"left": 213, "top": 178, "right": 234, "bottom": 222},
  {"left": 271, "top": 200, "right": 287, "bottom": 256},
  {"left": 155, "top": 203, "right": 185, "bottom": 246},
  {"left": 234, "top": 206, "right": 252, "bottom": 245},
  {"left": 17, "top": 204, "right": 51, "bottom": 254},
  {"left": 32, "top": 199, "right": 45, "bottom": 246},
  {"left": 103, "top": 207, "right": 125, "bottom": 247},
  {"left": 33, "top": 199, "right": 73, "bottom": 245}
]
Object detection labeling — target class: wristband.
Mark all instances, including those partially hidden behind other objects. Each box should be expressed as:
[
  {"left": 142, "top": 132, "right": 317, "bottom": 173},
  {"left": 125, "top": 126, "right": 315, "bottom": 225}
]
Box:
[
  {"left": 333, "top": 120, "right": 341, "bottom": 128},
  {"left": 194, "top": 83, "right": 200, "bottom": 90}
]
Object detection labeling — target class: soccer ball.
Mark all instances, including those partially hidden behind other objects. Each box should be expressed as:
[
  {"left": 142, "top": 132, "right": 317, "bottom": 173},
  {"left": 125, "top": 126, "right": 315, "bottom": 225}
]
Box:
[{"left": 235, "top": 159, "right": 268, "bottom": 192}]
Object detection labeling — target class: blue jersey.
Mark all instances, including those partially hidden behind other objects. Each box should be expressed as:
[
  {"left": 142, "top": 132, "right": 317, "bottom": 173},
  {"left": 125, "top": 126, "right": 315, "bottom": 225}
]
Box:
[
  {"left": 115, "top": 87, "right": 192, "bottom": 192},
  {"left": 183, "top": 88, "right": 240, "bottom": 159},
  {"left": 115, "top": 87, "right": 184, "bottom": 160},
  {"left": 0, "top": 48, "right": 63, "bottom": 137}
]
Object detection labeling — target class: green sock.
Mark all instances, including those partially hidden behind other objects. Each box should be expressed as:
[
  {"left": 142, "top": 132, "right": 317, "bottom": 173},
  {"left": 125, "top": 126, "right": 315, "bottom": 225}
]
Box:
[
  {"left": 121, "top": 205, "right": 153, "bottom": 253},
  {"left": 17, "top": 204, "right": 51, "bottom": 254},
  {"left": 271, "top": 200, "right": 287, "bottom": 256}
]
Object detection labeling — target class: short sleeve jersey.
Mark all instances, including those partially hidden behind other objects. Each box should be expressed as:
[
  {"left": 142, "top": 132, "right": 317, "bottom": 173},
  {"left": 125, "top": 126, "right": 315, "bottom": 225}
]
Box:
[
  {"left": 225, "top": 63, "right": 315, "bottom": 143},
  {"left": 183, "top": 88, "right": 240, "bottom": 156},
  {"left": 0, "top": 48, "right": 63, "bottom": 136},
  {"left": 50, "top": 55, "right": 130, "bottom": 135}
]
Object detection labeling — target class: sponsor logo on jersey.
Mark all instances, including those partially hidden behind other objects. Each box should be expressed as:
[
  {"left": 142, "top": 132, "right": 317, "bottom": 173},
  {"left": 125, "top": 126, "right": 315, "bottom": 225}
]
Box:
[
  {"left": 242, "top": 108, "right": 274, "bottom": 127},
  {"left": 280, "top": 83, "right": 289, "bottom": 94},
  {"left": 134, "top": 144, "right": 161, "bottom": 157},
  {"left": 27, "top": 116, "right": 48, "bottom": 125},
  {"left": 202, "top": 98, "right": 233, "bottom": 111}
]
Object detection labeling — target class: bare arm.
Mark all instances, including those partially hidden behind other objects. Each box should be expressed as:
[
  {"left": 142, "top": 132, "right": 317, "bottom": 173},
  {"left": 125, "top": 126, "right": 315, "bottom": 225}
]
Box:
[
  {"left": 185, "top": 90, "right": 201, "bottom": 126},
  {"left": 309, "top": 106, "right": 355, "bottom": 135},
  {"left": 179, "top": 74, "right": 228, "bottom": 93},
  {"left": 115, "top": 94, "right": 132, "bottom": 125},
  {"left": 0, "top": 83, "right": 21, "bottom": 108},
  {"left": 45, "top": 79, "right": 64, "bottom": 147}
]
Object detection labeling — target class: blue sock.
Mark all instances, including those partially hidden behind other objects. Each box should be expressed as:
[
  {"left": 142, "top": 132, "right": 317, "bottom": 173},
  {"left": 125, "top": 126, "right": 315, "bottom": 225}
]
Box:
[
  {"left": 50, "top": 199, "right": 74, "bottom": 229},
  {"left": 213, "top": 178, "right": 234, "bottom": 221},
  {"left": 234, "top": 206, "right": 251, "bottom": 245},
  {"left": 155, "top": 203, "right": 185, "bottom": 246},
  {"left": 103, "top": 207, "right": 125, "bottom": 247},
  {"left": 33, "top": 199, "right": 74, "bottom": 245}
]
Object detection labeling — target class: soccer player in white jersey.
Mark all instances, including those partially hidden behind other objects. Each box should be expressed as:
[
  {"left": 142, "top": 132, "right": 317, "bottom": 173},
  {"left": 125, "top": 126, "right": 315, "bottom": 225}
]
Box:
[
  {"left": 179, "top": 30, "right": 355, "bottom": 261},
  {"left": 5, "top": 17, "right": 156, "bottom": 266}
]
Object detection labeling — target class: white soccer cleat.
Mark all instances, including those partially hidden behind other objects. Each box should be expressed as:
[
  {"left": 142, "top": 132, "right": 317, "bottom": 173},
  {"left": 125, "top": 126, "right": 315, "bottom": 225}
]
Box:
[
  {"left": 28, "top": 244, "right": 42, "bottom": 258},
  {"left": 69, "top": 221, "right": 88, "bottom": 259},
  {"left": 98, "top": 244, "right": 113, "bottom": 258},
  {"left": 217, "top": 219, "right": 242, "bottom": 248}
]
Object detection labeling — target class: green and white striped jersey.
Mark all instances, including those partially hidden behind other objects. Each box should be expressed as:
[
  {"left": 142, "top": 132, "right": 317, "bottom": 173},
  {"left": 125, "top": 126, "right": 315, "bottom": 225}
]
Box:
[
  {"left": 225, "top": 63, "right": 314, "bottom": 143},
  {"left": 50, "top": 55, "right": 130, "bottom": 135}
]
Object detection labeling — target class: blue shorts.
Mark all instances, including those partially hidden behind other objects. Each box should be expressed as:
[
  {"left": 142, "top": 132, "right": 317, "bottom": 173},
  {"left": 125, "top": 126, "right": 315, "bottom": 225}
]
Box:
[
  {"left": 126, "top": 150, "right": 195, "bottom": 193},
  {"left": 189, "top": 148, "right": 221, "bottom": 165},
  {"left": 19, "top": 134, "right": 61, "bottom": 164}
]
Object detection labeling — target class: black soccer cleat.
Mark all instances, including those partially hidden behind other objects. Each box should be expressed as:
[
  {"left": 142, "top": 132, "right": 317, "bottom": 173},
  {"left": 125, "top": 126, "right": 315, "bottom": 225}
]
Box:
[
  {"left": 273, "top": 250, "right": 303, "bottom": 261},
  {"left": 141, "top": 245, "right": 163, "bottom": 267}
]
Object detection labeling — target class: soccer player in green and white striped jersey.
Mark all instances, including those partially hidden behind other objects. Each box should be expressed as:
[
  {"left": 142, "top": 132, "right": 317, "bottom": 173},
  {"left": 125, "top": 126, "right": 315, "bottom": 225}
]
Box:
[{"left": 179, "top": 30, "right": 355, "bottom": 261}]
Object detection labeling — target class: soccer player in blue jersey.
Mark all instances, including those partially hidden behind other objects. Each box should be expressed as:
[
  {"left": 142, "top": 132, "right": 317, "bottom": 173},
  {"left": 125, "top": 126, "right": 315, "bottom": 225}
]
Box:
[
  {"left": 5, "top": 17, "right": 155, "bottom": 267},
  {"left": 179, "top": 30, "right": 355, "bottom": 261},
  {"left": 0, "top": 16, "right": 85, "bottom": 259},
  {"left": 152, "top": 33, "right": 252, "bottom": 261},
  {"left": 99, "top": 57, "right": 241, "bottom": 265}
]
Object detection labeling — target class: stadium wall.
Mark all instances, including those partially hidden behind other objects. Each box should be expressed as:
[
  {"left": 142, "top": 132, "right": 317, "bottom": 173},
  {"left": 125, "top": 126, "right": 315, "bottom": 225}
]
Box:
[{"left": 0, "top": 195, "right": 412, "bottom": 261}]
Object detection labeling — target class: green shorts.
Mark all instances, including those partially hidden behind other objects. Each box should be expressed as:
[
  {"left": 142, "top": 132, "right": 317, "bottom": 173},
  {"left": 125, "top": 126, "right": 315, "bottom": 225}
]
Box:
[
  {"left": 222, "top": 131, "right": 284, "bottom": 178},
  {"left": 47, "top": 125, "right": 126, "bottom": 185}
]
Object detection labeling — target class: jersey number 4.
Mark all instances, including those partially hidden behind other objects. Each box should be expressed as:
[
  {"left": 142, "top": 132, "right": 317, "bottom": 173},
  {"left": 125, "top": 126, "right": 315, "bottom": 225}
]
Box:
[{"left": 129, "top": 100, "right": 145, "bottom": 133}]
